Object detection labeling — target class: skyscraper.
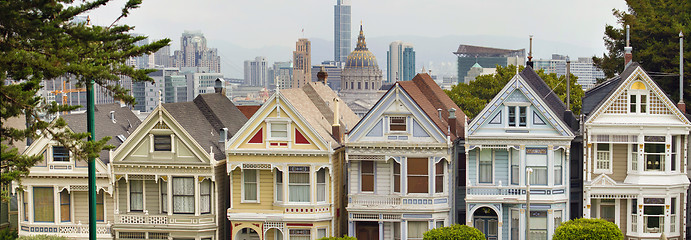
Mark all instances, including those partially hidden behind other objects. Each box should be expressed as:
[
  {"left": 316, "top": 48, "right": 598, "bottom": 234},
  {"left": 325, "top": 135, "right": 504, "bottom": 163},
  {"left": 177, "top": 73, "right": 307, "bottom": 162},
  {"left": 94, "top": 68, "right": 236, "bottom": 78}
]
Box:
[
  {"left": 292, "top": 38, "right": 311, "bottom": 89},
  {"left": 334, "top": 0, "right": 351, "bottom": 63},
  {"left": 453, "top": 44, "right": 525, "bottom": 83},
  {"left": 172, "top": 30, "right": 221, "bottom": 73},
  {"left": 387, "top": 41, "right": 416, "bottom": 82},
  {"left": 243, "top": 57, "right": 269, "bottom": 88}
]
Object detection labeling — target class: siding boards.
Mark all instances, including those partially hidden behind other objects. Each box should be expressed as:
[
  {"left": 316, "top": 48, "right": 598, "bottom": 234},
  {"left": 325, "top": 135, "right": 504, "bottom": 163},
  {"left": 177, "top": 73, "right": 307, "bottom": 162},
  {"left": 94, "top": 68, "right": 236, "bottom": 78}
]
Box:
[
  {"left": 611, "top": 144, "right": 627, "bottom": 182},
  {"left": 230, "top": 170, "right": 275, "bottom": 210},
  {"left": 145, "top": 180, "right": 159, "bottom": 214},
  {"left": 619, "top": 199, "right": 627, "bottom": 236},
  {"left": 468, "top": 150, "right": 477, "bottom": 185},
  {"left": 73, "top": 191, "right": 88, "bottom": 222},
  {"left": 495, "top": 150, "right": 509, "bottom": 186},
  {"left": 502, "top": 205, "right": 510, "bottom": 240},
  {"left": 117, "top": 179, "right": 127, "bottom": 213},
  {"left": 376, "top": 162, "right": 391, "bottom": 194}
]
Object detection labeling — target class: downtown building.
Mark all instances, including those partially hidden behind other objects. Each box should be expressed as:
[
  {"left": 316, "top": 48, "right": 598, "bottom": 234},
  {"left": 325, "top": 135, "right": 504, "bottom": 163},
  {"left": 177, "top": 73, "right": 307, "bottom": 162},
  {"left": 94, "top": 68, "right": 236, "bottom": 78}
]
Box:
[
  {"left": 534, "top": 55, "right": 605, "bottom": 90},
  {"left": 293, "top": 39, "right": 312, "bottom": 89},
  {"left": 244, "top": 57, "right": 270, "bottom": 88},
  {"left": 387, "top": 41, "right": 415, "bottom": 83},
  {"left": 453, "top": 45, "right": 525, "bottom": 84},
  {"left": 334, "top": 0, "right": 351, "bottom": 63},
  {"left": 172, "top": 31, "right": 221, "bottom": 73}
]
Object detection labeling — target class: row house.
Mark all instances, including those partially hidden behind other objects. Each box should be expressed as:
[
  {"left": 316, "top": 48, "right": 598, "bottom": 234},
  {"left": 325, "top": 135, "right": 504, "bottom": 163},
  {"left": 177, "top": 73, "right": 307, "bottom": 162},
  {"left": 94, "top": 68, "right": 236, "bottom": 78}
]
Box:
[
  {"left": 225, "top": 81, "right": 359, "bottom": 240},
  {"left": 345, "top": 74, "right": 465, "bottom": 240},
  {"left": 110, "top": 88, "right": 247, "bottom": 240},
  {"left": 465, "top": 67, "right": 576, "bottom": 240},
  {"left": 581, "top": 63, "right": 690, "bottom": 239},
  {"left": 16, "top": 103, "right": 141, "bottom": 239}
]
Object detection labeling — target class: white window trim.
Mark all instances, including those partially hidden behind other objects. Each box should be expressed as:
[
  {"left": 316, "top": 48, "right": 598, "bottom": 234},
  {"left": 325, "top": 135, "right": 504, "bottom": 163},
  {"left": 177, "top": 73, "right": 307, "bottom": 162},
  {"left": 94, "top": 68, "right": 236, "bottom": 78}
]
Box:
[
  {"left": 274, "top": 169, "right": 283, "bottom": 203},
  {"left": 359, "top": 161, "right": 375, "bottom": 193},
  {"left": 553, "top": 149, "right": 564, "bottom": 186},
  {"left": 127, "top": 179, "right": 145, "bottom": 212},
  {"left": 504, "top": 104, "right": 530, "bottom": 128},
  {"left": 316, "top": 168, "right": 328, "bottom": 203},
  {"left": 433, "top": 160, "right": 446, "bottom": 195},
  {"left": 241, "top": 169, "right": 260, "bottom": 203},
  {"left": 628, "top": 89, "right": 649, "bottom": 114},
  {"left": 287, "top": 166, "right": 312, "bottom": 204},
  {"left": 476, "top": 149, "right": 495, "bottom": 185},
  {"left": 594, "top": 142, "right": 613, "bottom": 174},
  {"left": 266, "top": 118, "right": 291, "bottom": 142},
  {"left": 387, "top": 115, "right": 409, "bottom": 133},
  {"left": 49, "top": 144, "right": 72, "bottom": 164}
]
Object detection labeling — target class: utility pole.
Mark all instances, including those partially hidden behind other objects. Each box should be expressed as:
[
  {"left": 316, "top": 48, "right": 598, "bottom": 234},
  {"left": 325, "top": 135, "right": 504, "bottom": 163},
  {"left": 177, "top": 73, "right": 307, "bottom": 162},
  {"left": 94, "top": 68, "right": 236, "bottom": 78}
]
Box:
[
  {"left": 566, "top": 56, "right": 571, "bottom": 111},
  {"left": 87, "top": 78, "right": 96, "bottom": 240},
  {"left": 526, "top": 167, "right": 533, "bottom": 240}
]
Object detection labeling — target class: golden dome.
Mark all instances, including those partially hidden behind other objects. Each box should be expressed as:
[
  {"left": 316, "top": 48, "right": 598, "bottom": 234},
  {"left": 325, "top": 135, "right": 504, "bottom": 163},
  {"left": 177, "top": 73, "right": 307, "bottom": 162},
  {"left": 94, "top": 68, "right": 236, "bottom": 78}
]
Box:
[{"left": 345, "top": 24, "right": 378, "bottom": 68}]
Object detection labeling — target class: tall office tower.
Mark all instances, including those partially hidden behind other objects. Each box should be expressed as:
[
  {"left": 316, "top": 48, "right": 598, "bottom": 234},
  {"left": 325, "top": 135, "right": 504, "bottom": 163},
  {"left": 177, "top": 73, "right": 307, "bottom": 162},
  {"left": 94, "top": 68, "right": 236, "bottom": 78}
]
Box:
[
  {"left": 133, "top": 68, "right": 180, "bottom": 112},
  {"left": 387, "top": 41, "right": 416, "bottom": 82},
  {"left": 153, "top": 45, "right": 172, "bottom": 67},
  {"left": 534, "top": 54, "right": 605, "bottom": 90},
  {"left": 129, "top": 34, "right": 152, "bottom": 69},
  {"left": 243, "top": 57, "right": 269, "bottom": 87},
  {"left": 334, "top": 0, "right": 351, "bottom": 63},
  {"left": 172, "top": 30, "right": 221, "bottom": 73},
  {"left": 292, "top": 38, "right": 312, "bottom": 89},
  {"left": 273, "top": 61, "right": 292, "bottom": 89},
  {"left": 453, "top": 44, "right": 525, "bottom": 84}
]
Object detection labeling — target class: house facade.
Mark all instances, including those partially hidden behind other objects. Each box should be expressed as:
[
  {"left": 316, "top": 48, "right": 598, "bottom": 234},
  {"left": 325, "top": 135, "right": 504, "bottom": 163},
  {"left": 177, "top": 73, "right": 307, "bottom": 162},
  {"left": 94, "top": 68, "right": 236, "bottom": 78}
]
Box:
[
  {"left": 225, "top": 82, "right": 359, "bottom": 240},
  {"left": 581, "top": 63, "right": 690, "bottom": 239},
  {"left": 110, "top": 91, "right": 247, "bottom": 240},
  {"left": 15, "top": 103, "right": 141, "bottom": 239},
  {"left": 465, "top": 68, "right": 575, "bottom": 240},
  {"left": 344, "top": 73, "right": 464, "bottom": 240}
]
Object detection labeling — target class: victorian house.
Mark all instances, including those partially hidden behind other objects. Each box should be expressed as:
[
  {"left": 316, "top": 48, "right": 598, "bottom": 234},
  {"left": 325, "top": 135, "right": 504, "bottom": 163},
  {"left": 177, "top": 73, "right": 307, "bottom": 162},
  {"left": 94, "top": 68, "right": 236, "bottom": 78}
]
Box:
[
  {"left": 581, "top": 62, "right": 690, "bottom": 239},
  {"left": 225, "top": 81, "right": 359, "bottom": 240},
  {"left": 110, "top": 88, "right": 247, "bottom": 240},
  {"left": 16, "top": 103, "right": 141, "bottom": 239},
  {"left": 344, "top": 73, "right": 464, "bottom": 240},
  {"left": 464, "top": 67, "right": 576, "bottom": 240}
]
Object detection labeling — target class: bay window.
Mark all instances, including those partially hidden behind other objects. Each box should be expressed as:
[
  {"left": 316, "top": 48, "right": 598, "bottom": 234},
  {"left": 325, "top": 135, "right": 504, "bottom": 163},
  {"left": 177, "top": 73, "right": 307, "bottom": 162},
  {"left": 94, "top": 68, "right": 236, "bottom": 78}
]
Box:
[
  {"left": 671, "top": 198, "right": 677, "bottom": 232},
  {"left": 289, "top": 229, "right": 310, "bottom": 240},
  {"left": 595, "top": 143, "right": 611, "bottom": 172},
  {"left": 243, "top": 170, "right": 258, "bottom": 202},
  {"left": 554, "top": 149, "right": 563, "bottom": 185},
  {"left": 96, "top": 191, "right": 104, "bottom": 221},
  {"left": 671, "top": 136, "right": 678, "bottom": 171},
  {"left": 60, "top": 190, "right": 70, "bottom": 222},
  {"left": 317, "top": 168, "right": 326, "bottom": 202},
  {"left": 529, "top": 211, "right": 547, "bottom": 239},
  {"left": 630, "top": 144, "right": 638, "bottom": 171},
  {"left": 478, "top": 149, "right": 492, "bottom": 184},
  {"left": 173, "top": 177, "right": 194, "bottom": 213},
  {"left": 408, "top": 221, "right": 428, "bottom": 240},
  {"left": 275, "top": 170, "right": 283, "bottom": 202},
  {"left": 510, "top": 149, "right": 519, "bottom": 185},
  {"left": 22, "top": 190, "right": 28, "bottom": 221},
  {"left": 644, "top": 136, "right": 665, "bottom": 171},
  {"left": 554, "top": 210, "right": 563, "bottom": 230},
  {"left": 160, "top": 181, "right": 167, "bottom": 213},
  {"left": 435, "top": 161, "right": 445, "bottom": 193},
  {"left": 33, "top": 187, "right": 54, "bottom": 222},
  {"left": 289, "top": 166, "right": 310, "bottom": 202},
  {"left": 511, "top": 209, "right": 519, "bottom": 240},
  {"left": 130, "top": 180, "right": 143, "bottom": 211},
  {"left": 599, "top": 199, "right": 615, "bottom": 223},
  {"left": 200, "top": 179, "right": 211, "bottom": 214},
  {"left": 393, "top": 161, "right": 401, "bottom": 193},
  {"left": 361, "top": 161, "right": 374, "bottom": 192},
  {"left": 407, "top": 158, "right": 428, "bottom": 193},
  {"left": 527, "top": 148, "right": 547, "bottom": 185},
  {"left": 643, "top": 198, "right": 664, "bottom": 233}
]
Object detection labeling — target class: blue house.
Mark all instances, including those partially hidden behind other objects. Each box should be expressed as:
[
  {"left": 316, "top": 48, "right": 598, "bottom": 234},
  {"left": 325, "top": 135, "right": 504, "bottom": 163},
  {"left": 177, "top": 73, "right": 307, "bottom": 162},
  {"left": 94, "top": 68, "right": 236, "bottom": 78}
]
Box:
[{"left": 465, "top": 67, "right": 575, "bottom": 240}]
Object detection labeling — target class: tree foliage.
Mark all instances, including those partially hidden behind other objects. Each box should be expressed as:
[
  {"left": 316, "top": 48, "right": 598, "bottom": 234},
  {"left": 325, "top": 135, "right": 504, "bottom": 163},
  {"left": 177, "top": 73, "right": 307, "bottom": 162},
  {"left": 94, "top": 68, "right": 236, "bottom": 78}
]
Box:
[
  {"left": 0, "top": 0, "right": 170, "bottom": 200},
  {"left": 445, "top": 65, "right": 584, "bottom": 119},
  {"left": 423, "top": 224, "right": 485, "bottom": 240},
  {"left": 593, "top": 0, "right": 690, "bottom": 112},
  {"left": 553, "top": 218, "right": 623, "bottom": 240}
]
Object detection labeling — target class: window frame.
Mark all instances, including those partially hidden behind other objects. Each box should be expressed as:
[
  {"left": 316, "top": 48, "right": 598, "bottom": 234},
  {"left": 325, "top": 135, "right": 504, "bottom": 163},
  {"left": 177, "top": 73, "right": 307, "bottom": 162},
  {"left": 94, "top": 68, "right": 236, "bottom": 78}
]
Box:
[
  {"left": 393, "top": 161, "right": 401, "bottom": 193},
  {"left": 266, "top": 118, "right": 291, "bottom": 141},
  {"left": 554, "top": 149, "right": 563, "bottom": 186},
  {"left": 96, "top": 191, "right": 104, "bottom": 222},
  {"left": 288, "top": 166, "right": 311, "bottom": 203},
  {"left": 316, "top": 168, "right": 327, "bottom": 202},
  {"left": 33, "top": 187, "right": 54, "bottom": 222},
  {"left": 160, "top": 180, "right": 168, "bottom": 213},
  {"left": 389, "top": 116, "right": 407, "bottom": 132},
  {"left": 172, "top": 177, "right": 195, "bottom": 214},
  {"left": 242, "top": 169, "right": 259, "bottom": 203},
  {"left": 52, "top": 146, "right": 70, "bottom": 162},
  {"left": 642, "top": 197, "right": 665, "bottom": 233},
  {"left": 628, "top": 88, "right": 649, "bottom": 114},
  {"left": 59, "top": 190, "right": 70, "bottom": 222},
  {"left": 360, "top": 161, "right": 375, "bottom": 193},
  {"left": 129, "top": 180, "right": 144, "bottom": 212},
  {"left": 275, "top": 170, "right": 283, "bottom": 202},
  {"left": 506, "top": 105, "right": 529, "bottom": 128},
  {"left": 594, "top": 143, "right": 612, "bottom": 174},
  {"left": 477, "top": 149, "right": 494, "bottom": 184},
  {"left": 643, "top": 136, "right": 666, "bottom": 172},
  {"left": 200, "top": 179, "right": 212, "bottom": 214},
  {"left": 153, "top": 135, "right": 172, "bottom": 151},
  {"left": 434, "top": 160, "right": 445, "bottom": 193},
  {"left": 407, "top": 158, "right": 429, "bottom": 194}
]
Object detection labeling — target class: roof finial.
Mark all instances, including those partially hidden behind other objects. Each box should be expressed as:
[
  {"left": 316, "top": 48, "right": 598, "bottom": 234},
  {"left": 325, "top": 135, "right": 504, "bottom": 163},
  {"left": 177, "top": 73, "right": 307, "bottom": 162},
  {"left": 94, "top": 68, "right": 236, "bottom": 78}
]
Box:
[
  {"left": 158, "top": 90, "right": 162, "bottom": 107},
  {"left": 86, "top": 15, "right": 91, "bottom": 26}
]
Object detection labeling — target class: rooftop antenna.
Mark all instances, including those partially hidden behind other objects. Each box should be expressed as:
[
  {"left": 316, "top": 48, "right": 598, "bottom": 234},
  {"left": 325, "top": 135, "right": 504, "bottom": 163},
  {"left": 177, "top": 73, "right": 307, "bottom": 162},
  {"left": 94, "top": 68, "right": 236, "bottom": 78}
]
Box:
[
  {"left": 566, "top": 56, "right": 571, "bottom": 111},
  {"left": 624, "top": 25, "right": 633, "bottom": 67},
  {"left": 527, "top": 35, "right": 534, "bottom": 68},
  {"left": 679, "top": 31, "right": 685, "bottom": 113}
]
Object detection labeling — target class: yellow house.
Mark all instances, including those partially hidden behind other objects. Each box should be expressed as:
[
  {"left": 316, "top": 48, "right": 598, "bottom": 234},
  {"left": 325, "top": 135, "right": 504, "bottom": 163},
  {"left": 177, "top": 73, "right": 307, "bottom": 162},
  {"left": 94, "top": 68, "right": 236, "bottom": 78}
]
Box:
[{"left": 226, "top": 82, "right": 359, "bottom": 240}]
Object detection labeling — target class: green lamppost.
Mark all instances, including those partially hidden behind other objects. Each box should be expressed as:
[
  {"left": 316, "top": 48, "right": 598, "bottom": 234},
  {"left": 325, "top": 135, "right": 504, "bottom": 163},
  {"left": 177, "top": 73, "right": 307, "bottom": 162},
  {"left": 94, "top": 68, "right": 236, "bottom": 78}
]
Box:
[{"left": 87, "top": 78, "right": 96, "bottom": 240}]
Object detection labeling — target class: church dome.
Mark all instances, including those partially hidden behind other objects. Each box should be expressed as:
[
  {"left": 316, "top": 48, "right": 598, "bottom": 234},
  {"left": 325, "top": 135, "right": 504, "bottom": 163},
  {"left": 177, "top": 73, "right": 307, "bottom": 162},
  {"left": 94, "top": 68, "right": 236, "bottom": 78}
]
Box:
[{"left": 345, "top": 25, "right": 378, "bottom": 68}]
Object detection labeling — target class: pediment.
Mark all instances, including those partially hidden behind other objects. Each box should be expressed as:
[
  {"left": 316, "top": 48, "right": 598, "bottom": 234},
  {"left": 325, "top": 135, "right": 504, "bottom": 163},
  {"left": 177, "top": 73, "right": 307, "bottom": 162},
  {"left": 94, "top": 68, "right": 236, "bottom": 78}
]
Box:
[{"left": 591, "top": 174, "right": 617, "bottom": 186}]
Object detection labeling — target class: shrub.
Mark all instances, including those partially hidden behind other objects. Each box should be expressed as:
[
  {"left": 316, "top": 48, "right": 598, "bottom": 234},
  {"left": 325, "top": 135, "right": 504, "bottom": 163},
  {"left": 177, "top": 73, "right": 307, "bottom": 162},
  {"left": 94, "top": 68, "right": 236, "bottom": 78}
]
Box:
[
  {"left": 553, "top": 218, "right": 623, "bottom": 240},
  {"left": 318, "top": 235, "right": 357, "bottom": 240},
  {"left": 424, "top": 224, "right": 485, "bottom": 240},
  {"left": 0, "top": 228, "right": 18, "bottom": 240},
  {"left": 18, "top": 235, "right": 67, "bottom": 240}
]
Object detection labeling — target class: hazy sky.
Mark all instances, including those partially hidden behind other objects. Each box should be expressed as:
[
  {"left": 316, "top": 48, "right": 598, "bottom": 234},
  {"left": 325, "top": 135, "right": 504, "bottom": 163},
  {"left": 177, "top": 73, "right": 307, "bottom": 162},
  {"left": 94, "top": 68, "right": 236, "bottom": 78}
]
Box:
[{"left": 87, "top": 0, "right": 629, "bottom": 76}]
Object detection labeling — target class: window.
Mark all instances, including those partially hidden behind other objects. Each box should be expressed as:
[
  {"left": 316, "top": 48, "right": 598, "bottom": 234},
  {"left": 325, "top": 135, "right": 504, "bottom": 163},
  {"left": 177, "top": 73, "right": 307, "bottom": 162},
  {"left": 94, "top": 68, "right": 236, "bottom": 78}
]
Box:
[
  {"left": 407, "top": 158, "right": 428, "bottom": 193},
  {"left": 630, "top": 94, "right": 637, "bottom": 113},
  {"left": 595, "top": 143, "right": 611, "bottom": 172},
  {"left": 644, "top": 136, "right": 665, "bottom": 171},
  {"left": 435, "top": 221, "right": 444, "bottom": 229},
  {"left": 289, "top": 229, "right": 311, "bottom": 240},
  {"left": 361, "top": 161, "right": 374, "bottom": 192},
  {"left": 671, "top": 136, "right": 678, "bottom": 171},
  {"left": 507, "top": 106, "right": 527, "bottom": 127},
  {"left": 269, "top": 122, "right": 288, "bottom": 139},
  {"left": 289, "top": 166, "right": 310, "bottom": 202},
  {"left": 358, "top": 82, "right": 361, "bottom": 89},
  {"left": 60, "top": 190, "right": 70, "bottom": 222},
  {"left": 393, "top": 161, "right": 401, "bottom": 193},
  {"left": 130, "top": 180, "right": 143, "bottom": 211},
  {"left": 408, "top": 221, "right": 428, "bottom": 240},
  {"left": 351, "top": 82, "right": 353, "bottom": 90},
  {"left": 629, "top": 84, "right": 648, "bottom": 113},
  {"left": 317, "top": 168, "right": 326, "bottom": 202},
  {"left": 643, "top": 198, "right": 665, "bottom": 233},
  {"left": 160, "top": 181, "right": 167, "bottom": 213},
  {"left": 599, "top": 199, "right": 615, "bottom": 223},
  {"left": 631, "top": 199, "right": 638, "bottom": 233},
  {"left": 173, "top": 177, "right": 194, "bottom": 213},
  {"left": 478, "top": 149, "right": 493, "bottom": 184},
  {"left": 52, "top": 146, "right": 69, "bottom": 162},
  {"left": 435, "top": 161, "right": 444, "bottom": 193},
  {"left": 510, "top": 149, "right": 519, "bottom": 185},
  {"left": 200, "top": 179, "right": 211, "bottom": 214},
  {"left": 671, "top": 198, "right": 677, "bottom": 232},
  {"left": 275, "top": 170, "right": 283, "bottom": 202},
  {"left": 96, "top": 191, "right": 104, "bottom": 221},
  {"left": 527, "top": 148, "right": 547, "bottom": 185},
  {"left": 22, "top": 190, "right": 28, "bottom": 221},
  {"left": 389, "top": 117, "right": 406, "bottom": 132},
  {"left": 33, "top": 187, "right": 54, "bottom": 222},
  {"left": 529, "top": 211, "right": 547, "bottom": 239},
  {"left": 508, "top": 106, "right": 516, "bottom": 126},
  {"left": 554, "top": 210, "right": 563, "bottom": 230},
  {"left": 154, "top": 135, "right": 171, "bottom": 151},
  {"left": 317, "top": 228, "right": 327, "bottom": 239},
  {"left": 630, "top": 144, "right": 638, "bottom": 171},
  {"left": 243, "top": 170, "right": 258, "bottom": 202},
  {"left": 519, "top": 106, "right": 527, "bottom": 127},
  {"left": 511, "top": 209, "right": 520, "bottom": 240},
  {"left": 394, "top": 222, "right": 401, "bottom": 240},
  {"left": 554, "top": 149, "right": 563, "bottom": 185}
]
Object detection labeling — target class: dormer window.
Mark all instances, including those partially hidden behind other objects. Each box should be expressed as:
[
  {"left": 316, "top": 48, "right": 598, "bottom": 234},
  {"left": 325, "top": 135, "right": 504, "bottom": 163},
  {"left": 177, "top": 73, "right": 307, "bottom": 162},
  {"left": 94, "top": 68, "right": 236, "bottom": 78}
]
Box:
[
  {"left": 153, "top": 135, "right": 171, "bottom": 151},
  {"left": 389, "top": 117, "right": 407, "bottom": 132},
  {"left": 52, "top": 146, "right": 69, "bottom": 162},
  {"left": 507, "top": 106, "right": 527, "bottom": 127},
  {"left": 629, "top": 81, "right": 648, "bottom": 114},
  {"left": 266, "top": 118, "right": 291, "bottom": 141}
]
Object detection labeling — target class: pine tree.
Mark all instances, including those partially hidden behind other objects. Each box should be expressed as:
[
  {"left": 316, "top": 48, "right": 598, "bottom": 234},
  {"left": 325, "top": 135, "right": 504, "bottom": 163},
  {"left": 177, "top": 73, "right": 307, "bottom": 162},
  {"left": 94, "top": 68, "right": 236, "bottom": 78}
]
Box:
[{"left": 0, "top": 0, "right": 170, "bottom": 200}]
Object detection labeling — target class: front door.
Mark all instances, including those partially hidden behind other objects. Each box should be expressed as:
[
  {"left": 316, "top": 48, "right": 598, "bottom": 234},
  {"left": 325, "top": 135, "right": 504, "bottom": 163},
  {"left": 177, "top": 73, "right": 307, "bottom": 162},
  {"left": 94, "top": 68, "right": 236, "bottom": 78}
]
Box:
[
  {"left": 473, "top": 207, "right": 498, "bottom": 240},
  {"left": 356, "top": 221, "right": 379, "bottom": 240}
]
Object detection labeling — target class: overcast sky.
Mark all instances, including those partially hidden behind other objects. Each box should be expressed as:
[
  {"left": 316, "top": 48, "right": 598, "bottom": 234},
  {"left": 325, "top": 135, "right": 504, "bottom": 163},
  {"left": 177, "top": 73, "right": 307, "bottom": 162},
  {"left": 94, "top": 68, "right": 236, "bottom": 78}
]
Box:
[{"left": 86, "top": 0, "right": 629, "bottom": 76}]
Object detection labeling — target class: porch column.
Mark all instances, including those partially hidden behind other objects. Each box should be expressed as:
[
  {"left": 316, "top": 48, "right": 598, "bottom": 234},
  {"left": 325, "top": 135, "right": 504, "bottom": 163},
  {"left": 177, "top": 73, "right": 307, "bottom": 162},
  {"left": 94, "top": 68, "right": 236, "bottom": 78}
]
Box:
[
  {"left": 637, "top": 133, "right": 644, "bottom": 172},
  {"left": 636, "top": 195, "right": 643, "bottom": 234},
  {"left": 519, "top": 145, "right": 526, "bottom": 186},
  {"left": 401, "top": 219, "right": 407, "bottom": 240},
  {"left": 519, "top": 209, "right": 526, "bottom": 240},
  {"left": 547, "top": 146, "right": 554, "bottom": 187},
  {"left": 378, "top": 221, "right": 384, "bottom": 240},
  {"left": 195, "top": 175, "right": 200, "bottom": 216},
  {"left": 547, "top": 209, "right": 553, "bottom": 240},
  {"left": 348, "top": 220, "right": 354, "bottom": 237},
  {"left": 167, "top": 175, "right": 173, "bottom": 215},
  {"left": 583, "top": 191, "right": 591, "bottom": 218},
  {"left": 53, "top": 186, "right": 59, "bottom": 224},
  {"left": 664, "top": 197, "right": 671, "bottom": 235}
]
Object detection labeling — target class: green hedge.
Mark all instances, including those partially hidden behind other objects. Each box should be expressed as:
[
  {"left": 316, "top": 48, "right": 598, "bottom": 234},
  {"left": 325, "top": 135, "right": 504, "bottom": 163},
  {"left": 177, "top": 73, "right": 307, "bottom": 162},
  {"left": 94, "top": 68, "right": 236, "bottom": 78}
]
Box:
[
  {"left": 318, "top": 235, "right": 357, "bottom": 240},
  {"left": 0, "top": 228, "right": 18, "bottom": 240},
  {"left": 18, "top": 235, "right": 67, "bottom": 240},
  {"left": 424, "top": 224, "right": 485, "bottom": 240},
  {"left": 553, "top": 218, "right": 623, "bottom": 240}
]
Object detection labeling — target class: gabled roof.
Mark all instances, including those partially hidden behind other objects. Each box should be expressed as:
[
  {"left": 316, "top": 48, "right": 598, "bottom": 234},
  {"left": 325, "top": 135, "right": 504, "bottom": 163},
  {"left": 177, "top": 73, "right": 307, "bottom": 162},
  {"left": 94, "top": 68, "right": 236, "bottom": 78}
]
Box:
[
  {"left": 281, "top": 82, "right": 359, "bottom": 146},
  {"left": 582, "top": 63, "right": 638, "bottom": 116},
  {"left": 163, "top": 93, "right": 248, "bottom": 160},
  {"left": 519, "top": 67, "right": 575, "bottom": 130},
  {"left": 62, "top": 103, "right": 141, "bottom": 163},
  {"left": 237, "top": 105, "right": 261, "bottom": 119},
  {"left": 398, "top": 73, "right": 466, "bottom": 139}
]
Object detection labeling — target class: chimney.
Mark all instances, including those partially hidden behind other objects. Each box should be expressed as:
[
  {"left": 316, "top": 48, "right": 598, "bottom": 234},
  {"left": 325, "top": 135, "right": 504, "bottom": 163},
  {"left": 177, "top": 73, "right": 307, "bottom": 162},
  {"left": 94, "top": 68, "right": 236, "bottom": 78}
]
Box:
[
  {"left": 624, "top": 25, "right": 633, "bottom": 67},
  {"left": 527, "top": 35, "right": 534, "bottom": 68},
  {"left": 214, "top": 78, "right": 226, "bottom": 95},
  {"left": 679, "top": 31, "right": 686, "bottom": 113},
  {"left": 437, "top": 108, "right": 442, "bottom": 121},
  {"left": 317, "top": 66, "right": 328, "bottom": 85},
  {"left": 332, "top": 98, "right": 341, "bottom": 143},
  {"left": 448, "top": 108, "right": 457, "bottom": 137},
  {"left": 110, "top": 111, "right": 116, "bottom": 123},
  {"left": 219, "top": 128, "right": 228, "bottom": 143}
]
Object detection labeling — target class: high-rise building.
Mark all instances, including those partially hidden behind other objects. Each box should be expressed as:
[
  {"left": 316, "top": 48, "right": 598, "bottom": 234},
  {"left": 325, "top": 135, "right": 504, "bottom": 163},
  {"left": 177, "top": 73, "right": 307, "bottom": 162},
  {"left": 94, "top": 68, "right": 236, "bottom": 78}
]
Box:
[
  {"left": 133, "top": 68, "right": 180, "bottom": 112},
  {"left": 164, "top": 75, "right": 188, "bottom": 103},
  {"left": 243, "top": 57, "right": 269, "bottom": 88},
  {"left": 292, "top": 38, "right": 311, "bottom": 89},
  {"left": 534, "top": 54, "right": 605, "bottom": 90},
  {"left": 334, "top": 0, "right": 351, "bottom": 63},
  {"left": 187, "top": 72, "right": 224, "bottom": 99},
  {"left": 273, "top": 61, "right": 292, "bottom": 90},
  {"left": 387, "top": 41, "right": 416, "bottom": 82},
  {"left": 310, "top": 61, "right": 343, "bottom": 91},
  {"left": 153, "top": 45, "right": 172, "bottom": 68},
  {"left": 172, "top": 31, "right": 221, "bottom": 73},
  {"left": 453, "top": 44, "right": 525, "bottom": 84}
]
